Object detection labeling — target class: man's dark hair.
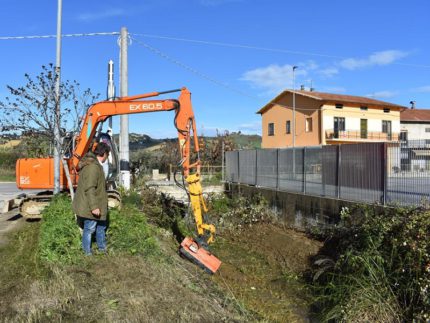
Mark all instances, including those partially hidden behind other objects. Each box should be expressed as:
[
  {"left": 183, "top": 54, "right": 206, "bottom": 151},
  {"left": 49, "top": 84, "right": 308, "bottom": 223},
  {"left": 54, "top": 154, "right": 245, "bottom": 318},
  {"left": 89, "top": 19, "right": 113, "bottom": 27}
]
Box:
[{"left": 93, "top": 142, "right": 111, "bottom": 157}]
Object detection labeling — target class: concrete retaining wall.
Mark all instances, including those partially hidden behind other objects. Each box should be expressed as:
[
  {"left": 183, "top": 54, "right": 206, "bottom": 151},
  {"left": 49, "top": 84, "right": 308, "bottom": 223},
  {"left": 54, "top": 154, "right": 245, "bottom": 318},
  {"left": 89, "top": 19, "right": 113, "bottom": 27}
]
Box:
[{"left": 224, "top": 183, "right": 378, "bottom": 230}]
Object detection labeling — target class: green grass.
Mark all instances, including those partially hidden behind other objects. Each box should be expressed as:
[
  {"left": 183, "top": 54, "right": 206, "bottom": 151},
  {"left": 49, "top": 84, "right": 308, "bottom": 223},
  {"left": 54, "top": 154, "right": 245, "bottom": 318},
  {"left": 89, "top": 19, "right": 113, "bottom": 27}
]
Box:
[
  {"left": 0, "top": 167, "right": 15, "bottom": 182},
  {"left": 108, "top": 205, "right": 160, "bottom": 257},
  {"left": 38, "top": 195, "right": 83, "bottom": 265},
  {"left": 38, "top": 193, "right": 161, "bottom": 265}
]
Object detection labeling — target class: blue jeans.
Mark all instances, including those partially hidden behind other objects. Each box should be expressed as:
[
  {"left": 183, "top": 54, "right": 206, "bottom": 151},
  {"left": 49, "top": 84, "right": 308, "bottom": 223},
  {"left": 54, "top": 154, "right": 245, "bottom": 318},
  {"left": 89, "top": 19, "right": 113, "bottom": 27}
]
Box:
[{"left": 82, "top": 219, "right": 107, "bottom": 255}]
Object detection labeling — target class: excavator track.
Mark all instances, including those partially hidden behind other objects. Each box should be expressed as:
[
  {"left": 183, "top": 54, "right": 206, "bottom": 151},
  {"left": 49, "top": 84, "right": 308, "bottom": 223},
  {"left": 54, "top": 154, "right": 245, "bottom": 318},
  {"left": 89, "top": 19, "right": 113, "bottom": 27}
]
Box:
[
  {"left": 19, "top": 190, "right": 122, "bottom": 219},
  {"left": 20, "top": 191, "right": 53, "bottom": 219}
]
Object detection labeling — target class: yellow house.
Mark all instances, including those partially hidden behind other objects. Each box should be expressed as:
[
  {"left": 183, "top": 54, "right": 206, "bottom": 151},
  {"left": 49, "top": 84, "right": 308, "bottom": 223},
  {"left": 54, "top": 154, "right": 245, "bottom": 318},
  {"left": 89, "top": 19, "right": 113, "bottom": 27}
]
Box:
[{"left": 257, "top": 90, "right": 405, "bottom": 148}]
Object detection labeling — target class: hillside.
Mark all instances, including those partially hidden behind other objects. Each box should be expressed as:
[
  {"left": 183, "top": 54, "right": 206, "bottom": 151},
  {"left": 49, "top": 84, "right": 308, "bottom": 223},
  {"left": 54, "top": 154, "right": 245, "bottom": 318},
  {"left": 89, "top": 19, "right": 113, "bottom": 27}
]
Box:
[{"left": 118, "top": 132, "right": 261, "bottom": 151}]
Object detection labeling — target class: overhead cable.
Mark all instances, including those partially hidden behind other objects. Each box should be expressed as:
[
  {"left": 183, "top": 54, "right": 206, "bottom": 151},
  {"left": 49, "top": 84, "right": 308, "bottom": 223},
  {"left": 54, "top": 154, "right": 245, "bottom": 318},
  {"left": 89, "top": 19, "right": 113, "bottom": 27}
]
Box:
[
  {"left": 131, "top": 33, "right": 430, "bottom": 69},
  {"left": 131, "top": 36, "right": 259, "bottom": 100},
  {"left": 0, "top": 32, "right": 119, "bottom": 41}
]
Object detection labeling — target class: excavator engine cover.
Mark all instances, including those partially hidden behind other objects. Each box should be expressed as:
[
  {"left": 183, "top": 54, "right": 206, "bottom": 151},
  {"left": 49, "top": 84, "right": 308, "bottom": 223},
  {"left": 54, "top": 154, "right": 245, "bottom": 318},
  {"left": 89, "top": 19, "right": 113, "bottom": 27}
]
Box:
[{"left": 180, "top": 237, "right": 221, "bottom": 274}]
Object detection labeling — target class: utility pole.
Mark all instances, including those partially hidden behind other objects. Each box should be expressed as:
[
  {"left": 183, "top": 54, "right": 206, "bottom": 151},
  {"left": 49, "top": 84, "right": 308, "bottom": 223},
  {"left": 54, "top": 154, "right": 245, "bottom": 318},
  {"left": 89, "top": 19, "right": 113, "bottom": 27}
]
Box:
[
  {"left": 119, "top": 27, "right": 130, "bottom": 189},
  {"left": 292, "top": 66, "right": 298, "bottom": 176},
  {"left": 53, "top": 0, "right": 63, "bottom": 194}
]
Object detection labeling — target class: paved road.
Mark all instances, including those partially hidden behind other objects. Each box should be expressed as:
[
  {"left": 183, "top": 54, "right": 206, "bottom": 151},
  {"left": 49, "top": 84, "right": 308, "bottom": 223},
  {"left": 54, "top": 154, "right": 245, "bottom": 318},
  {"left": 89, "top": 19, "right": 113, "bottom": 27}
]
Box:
[{"left": 0, "top": 182, "right": 42, "bottom": 201}]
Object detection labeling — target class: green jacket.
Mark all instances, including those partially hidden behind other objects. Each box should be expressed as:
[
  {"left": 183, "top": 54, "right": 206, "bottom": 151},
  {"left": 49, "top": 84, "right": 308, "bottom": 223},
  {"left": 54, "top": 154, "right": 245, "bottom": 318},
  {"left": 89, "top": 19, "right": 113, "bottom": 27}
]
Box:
[{"left": 72, "top": 152, "right": 108, "bottom": 221}]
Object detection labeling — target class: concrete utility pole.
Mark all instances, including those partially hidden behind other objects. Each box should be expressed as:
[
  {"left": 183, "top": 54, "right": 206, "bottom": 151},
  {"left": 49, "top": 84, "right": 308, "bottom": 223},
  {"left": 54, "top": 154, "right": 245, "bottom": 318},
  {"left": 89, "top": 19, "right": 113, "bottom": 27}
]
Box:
[
  {"left": 292, "top": 66, "right": 298, "bottom": 176},
  {"left": 292, "top": 66, "right": 298, "bottom": 149},
  {"left": 119, "top": 27, "right": 130, "bottom": 189},
  {"left": 53, "top": 0, "right": 63, "bottom": 194}
]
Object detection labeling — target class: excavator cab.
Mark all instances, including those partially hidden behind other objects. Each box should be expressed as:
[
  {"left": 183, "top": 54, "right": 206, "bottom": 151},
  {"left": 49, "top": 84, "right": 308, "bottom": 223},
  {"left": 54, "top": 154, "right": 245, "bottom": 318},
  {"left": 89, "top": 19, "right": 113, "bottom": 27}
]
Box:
[{"left": 96, "top": 132, "right": 120, "bottom": 185}]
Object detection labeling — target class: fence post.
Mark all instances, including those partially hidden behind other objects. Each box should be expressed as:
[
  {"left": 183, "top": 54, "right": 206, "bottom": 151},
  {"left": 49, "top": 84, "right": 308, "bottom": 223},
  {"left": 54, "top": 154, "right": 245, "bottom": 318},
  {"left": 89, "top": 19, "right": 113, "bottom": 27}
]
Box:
[
  {"left": 337, "top": 145, "right": 341, "bottom": 199},
  {"left": 322, "top": 147, "right": 326, "bottom": 196},
  {"left": 303, "top": 147, "right": 306, "bottom": 194},
  {"left": 255, "top": 149, "right": 258, "bottom": 186},
  {"left": 221, "top": 141, "right": 225, "bottom": 182},
  {"left": 237, "top": 151, "right": 240, "bottom": 185},
  {"left": 382, "top": 143, "right": 387, "bottom": 205},
  {"left": 276, "top": 149, "right": 279, "bottom": 190}
]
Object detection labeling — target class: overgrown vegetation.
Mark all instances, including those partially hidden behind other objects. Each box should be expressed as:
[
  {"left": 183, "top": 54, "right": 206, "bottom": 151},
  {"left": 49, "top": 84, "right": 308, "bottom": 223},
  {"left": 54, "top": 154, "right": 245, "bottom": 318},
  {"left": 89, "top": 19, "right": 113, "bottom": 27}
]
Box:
[
  {"left": 311, "top": 205, "right": 430, "bottom": 322},
  {"left": 0, "top": 148, "right": 18, "bottom": 181},
  {"left": 207, "top": 193, "right": 277, "bottom": 232},
  {"left": 38, "top": 194, "right": 161, "bottom": 264},
  {"left": 38, "top": 195, "right": 82, "bottom": 264},
  {"left": 206, "top": 193, "right": 319, "bottom": 321},
  {"left": 0, "top": 191, "right": 253, "bottom": 321}
]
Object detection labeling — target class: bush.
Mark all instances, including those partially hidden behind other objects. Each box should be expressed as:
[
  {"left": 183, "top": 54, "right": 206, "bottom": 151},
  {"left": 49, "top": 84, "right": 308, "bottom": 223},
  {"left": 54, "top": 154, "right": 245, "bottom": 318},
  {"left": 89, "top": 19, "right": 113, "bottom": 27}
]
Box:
[
  {"left": 312, "top": 205, "right": 430, "bottom": 322},
  {"left": 38, "top": 193, "right": 161, "bottom": 265},
  {"left": 38, "top": 195, "right": 82, "bottom": 265},
  {"left": 207, "top": 193, "right": 276, "bottom": 232},
  {"left": 108, "top": 205, "right": 160, "bottom": 257}
]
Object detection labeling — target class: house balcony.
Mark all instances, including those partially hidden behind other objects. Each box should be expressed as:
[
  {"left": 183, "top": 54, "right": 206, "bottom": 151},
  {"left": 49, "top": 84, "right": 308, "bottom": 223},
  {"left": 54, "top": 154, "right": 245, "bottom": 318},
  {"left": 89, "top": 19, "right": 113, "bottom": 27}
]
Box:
[{"left": 325, "top": 129, "right": 400, "bottom": 143}]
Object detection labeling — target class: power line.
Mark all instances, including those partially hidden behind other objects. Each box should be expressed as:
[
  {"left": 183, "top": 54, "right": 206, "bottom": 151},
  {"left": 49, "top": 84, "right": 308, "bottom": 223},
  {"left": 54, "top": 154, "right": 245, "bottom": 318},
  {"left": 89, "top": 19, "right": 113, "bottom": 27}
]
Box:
[
  {"left": 0, "top": 32, "right": 119, "bottom": 40},
  {"left": 131, "top": 33, "right": 430, "bottom": 69},
  {"left": 131, "top": 36, "right": 259, "bottom": 100}
]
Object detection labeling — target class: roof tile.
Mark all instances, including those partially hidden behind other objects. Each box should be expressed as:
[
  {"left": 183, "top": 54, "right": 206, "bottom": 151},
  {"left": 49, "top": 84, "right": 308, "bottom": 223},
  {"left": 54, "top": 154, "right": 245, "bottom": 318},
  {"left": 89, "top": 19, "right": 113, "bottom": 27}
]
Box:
[{"left": 400, "top": 108, "right": 430, "bottom": 121}]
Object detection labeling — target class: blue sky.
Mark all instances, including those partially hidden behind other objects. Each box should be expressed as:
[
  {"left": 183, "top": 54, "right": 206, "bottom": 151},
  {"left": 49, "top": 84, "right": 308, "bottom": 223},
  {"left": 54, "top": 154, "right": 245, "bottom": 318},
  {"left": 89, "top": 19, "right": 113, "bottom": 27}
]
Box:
[{"left": 0, "top": 0, "right": 429, "bottom": 138}]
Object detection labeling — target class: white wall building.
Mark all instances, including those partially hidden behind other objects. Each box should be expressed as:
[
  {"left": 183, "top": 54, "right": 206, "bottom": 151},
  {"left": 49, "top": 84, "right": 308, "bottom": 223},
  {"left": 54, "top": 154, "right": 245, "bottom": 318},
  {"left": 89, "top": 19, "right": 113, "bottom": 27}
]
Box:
[{"left": 399, "top": 108, "right": 430, "bottom": 171}]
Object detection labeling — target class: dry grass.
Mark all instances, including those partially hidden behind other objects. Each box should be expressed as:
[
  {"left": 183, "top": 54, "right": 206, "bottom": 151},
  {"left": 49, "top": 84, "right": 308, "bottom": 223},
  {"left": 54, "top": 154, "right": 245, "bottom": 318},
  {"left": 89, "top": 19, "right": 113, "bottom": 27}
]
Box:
[
  {"left": 0, "top": 140, "right": 21, "bottom": 148},
  {"left": 0, "top": 221, "right": 253, "bottom": 322}
]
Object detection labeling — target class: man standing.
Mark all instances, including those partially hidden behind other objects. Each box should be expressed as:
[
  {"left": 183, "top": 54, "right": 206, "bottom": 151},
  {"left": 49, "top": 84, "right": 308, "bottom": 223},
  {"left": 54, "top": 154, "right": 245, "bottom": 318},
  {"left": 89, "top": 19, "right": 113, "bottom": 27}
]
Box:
[{"left": 73, "top": 142, "right": 110, "bottom": 255}]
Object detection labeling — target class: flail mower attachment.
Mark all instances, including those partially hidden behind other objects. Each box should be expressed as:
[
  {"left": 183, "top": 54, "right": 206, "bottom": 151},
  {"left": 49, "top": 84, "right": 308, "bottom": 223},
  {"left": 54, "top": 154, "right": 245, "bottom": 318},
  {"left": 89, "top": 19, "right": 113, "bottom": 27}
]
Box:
[
  {"left": 179, "top": 174, "right": 222, "bottom": 274},
  {"left": 180, "top": 237, "right": 221, "bottom": 274}
]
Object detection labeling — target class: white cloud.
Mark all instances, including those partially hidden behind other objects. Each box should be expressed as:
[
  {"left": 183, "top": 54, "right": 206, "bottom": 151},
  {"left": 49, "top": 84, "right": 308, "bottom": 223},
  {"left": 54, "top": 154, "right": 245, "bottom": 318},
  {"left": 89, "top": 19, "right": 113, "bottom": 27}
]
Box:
[
  {"left": 340, "top": 50, "right": 409, "bottom": 70},
  {"left": 318, "top": 67, "right": 339, "bottom": 78},
  {"left": 365, "top": 91, "right": 398, "bottom": 99},
  {"left": 413, "top": 85, "right": 430, "bottom": 93},
  {"left": 240, "top": 63, "right": 312, "bottom": 94},
  {"left": 77, "top": 8, "right": 127, "bottom": 22}
]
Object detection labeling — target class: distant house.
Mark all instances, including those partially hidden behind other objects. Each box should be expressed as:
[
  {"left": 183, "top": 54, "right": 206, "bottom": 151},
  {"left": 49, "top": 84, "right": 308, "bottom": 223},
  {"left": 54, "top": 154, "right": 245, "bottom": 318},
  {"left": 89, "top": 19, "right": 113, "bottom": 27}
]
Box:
[
  {"left": 399, "top": 108, "right": 430, "bottom": 171},
  {"left": 400, "top": 108, "right": 430, "bottom": 141},
  {"left": 257, "top": 90, "right": 405, "bottom": 148}
]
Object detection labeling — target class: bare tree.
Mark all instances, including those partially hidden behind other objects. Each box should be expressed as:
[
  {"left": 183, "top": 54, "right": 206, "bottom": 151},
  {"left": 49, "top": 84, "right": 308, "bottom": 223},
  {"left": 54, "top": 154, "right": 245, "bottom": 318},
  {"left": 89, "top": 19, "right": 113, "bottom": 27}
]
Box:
[{"left": 0, "top": 64, "right": 99, "bottom": 154}]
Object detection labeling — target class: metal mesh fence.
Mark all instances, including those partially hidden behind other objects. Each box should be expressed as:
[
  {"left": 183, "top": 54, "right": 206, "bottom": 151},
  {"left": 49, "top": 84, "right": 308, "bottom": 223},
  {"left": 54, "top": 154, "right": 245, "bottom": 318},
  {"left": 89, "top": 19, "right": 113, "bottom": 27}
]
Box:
[
  {"left": 238, "top": 150, "right": 257, "bottom": 185},
  {"left": 225, "top": 142, "right": 430, "bottom": 207},
  {"left": 256, "top": 149, "right": 278, "bottom": 188},
  {"left": 339, "top": 143, "right": 384, "bottom": 203},
  {"left": 386, "top": 140, "right": 430, "bottom": 206},
  {"left": 278, "top": 148, "right": 304, "bottom": 192},
  {"left": 225, "top": 151, "right": 239, "bottom": 182},
  {"left": 304, "top": 147, "right": 323, "bottom": 196}
]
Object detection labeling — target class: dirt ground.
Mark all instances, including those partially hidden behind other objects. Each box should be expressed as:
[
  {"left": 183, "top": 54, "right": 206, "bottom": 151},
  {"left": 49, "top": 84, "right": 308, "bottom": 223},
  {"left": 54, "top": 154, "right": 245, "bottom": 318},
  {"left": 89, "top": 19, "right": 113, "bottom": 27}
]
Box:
[
  {"left": 212, "top": 224, "right": 322, "bottom": 322},
  {"left": 0, "top": 217, "right": 322, "bottom": 322}
]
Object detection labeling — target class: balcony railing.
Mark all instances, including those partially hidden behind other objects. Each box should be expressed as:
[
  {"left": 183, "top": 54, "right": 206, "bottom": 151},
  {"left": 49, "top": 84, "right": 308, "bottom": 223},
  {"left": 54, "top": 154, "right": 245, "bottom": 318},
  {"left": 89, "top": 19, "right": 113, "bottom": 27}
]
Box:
[{"left": 325, "top": 129, "right": 399, "bottom": 141}]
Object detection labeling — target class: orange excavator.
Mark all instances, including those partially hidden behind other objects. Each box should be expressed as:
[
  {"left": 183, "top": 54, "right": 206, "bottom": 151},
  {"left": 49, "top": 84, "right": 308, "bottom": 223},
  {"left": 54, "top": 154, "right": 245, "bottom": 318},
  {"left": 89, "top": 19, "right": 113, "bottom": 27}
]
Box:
[{"left": 16, "top": 87, "right": 221, "bottom": 274}]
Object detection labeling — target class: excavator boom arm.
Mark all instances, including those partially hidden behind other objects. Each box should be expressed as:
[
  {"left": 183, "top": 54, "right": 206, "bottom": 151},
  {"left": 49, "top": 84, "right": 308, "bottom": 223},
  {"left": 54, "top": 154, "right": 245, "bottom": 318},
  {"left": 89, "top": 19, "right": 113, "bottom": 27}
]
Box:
[
  {"left": 73, "top": 88, "right": 199, "bottom": 176},
  {"left": 72, "top": 87, "right": 215, "bottom": 245}
]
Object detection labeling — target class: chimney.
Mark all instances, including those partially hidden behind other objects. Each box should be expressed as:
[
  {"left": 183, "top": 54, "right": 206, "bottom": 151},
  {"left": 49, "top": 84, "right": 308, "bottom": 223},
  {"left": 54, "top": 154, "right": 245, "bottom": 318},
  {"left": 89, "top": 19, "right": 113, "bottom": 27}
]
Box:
[
  {"left": 300, "top": 85, "right": 305, "bottom": 91},
  {"left": 310, "top": 87, "right": 315, "bottom": 92},
  {"left": 410, "top": 101, "right": 416, "bottom": 109}
]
